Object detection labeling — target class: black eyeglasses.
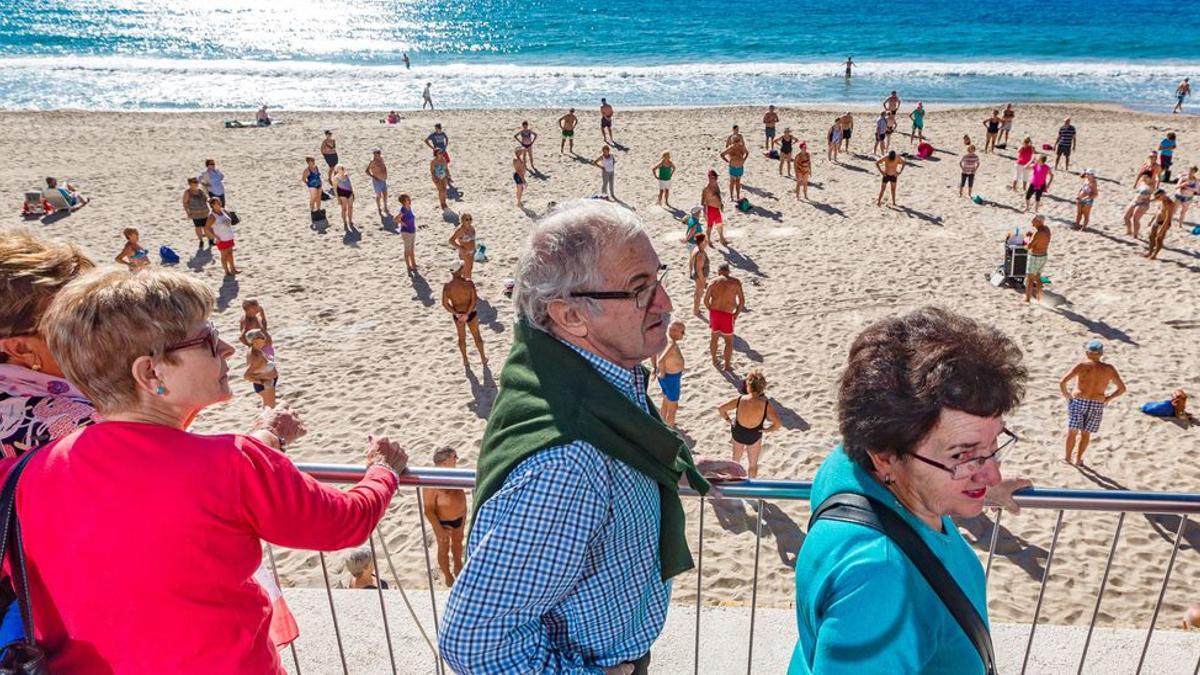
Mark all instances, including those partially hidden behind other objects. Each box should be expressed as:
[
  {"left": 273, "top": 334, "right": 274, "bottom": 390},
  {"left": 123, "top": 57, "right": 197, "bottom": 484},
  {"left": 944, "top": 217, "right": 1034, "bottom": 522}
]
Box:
[
  {"left": 162, "top": 322, "right": 221, "bottom": 358},
  {"left": 910, "top": 428, "right": 1017, "bottom": 480},
  {"left": 569, "top": 264, "right": 667, "bottom": 309}
]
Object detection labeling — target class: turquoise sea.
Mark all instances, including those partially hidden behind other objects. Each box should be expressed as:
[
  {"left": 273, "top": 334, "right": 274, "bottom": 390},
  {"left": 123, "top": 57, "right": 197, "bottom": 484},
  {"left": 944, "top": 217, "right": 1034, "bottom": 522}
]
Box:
[{"left": 1, "top": 0, "right": 1197, "bottom": 110}]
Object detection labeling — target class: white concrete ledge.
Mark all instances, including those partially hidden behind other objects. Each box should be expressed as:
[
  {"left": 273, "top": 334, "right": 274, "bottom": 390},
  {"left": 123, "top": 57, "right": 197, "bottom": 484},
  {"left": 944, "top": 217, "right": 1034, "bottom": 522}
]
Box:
[{"left": 280, "top": 588, "right": 1200, "bottom": 674}]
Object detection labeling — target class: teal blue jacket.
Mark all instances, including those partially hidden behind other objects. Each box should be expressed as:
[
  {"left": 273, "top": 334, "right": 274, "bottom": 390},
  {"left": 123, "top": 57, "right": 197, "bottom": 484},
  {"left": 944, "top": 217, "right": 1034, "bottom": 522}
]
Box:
[{"left": 788, "top": 446, "right": 987, "bottom": 674}]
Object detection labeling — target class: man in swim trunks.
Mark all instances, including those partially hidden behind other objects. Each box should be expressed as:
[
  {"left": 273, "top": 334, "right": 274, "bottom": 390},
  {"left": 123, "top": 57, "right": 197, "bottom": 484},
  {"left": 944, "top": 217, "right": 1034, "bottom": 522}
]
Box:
[
  {"left": 651, "top": 321, "right": 686, "bottom": 427},
  {"left": 1175, "top": 78, "right": 1191, "bottom": 114},
  {"left": 843, "top": 56, "right": 854, "bottom": 78},
  {"left": 366, "top": 147, "right": 389, "bottom": 217},
  {"left": 883, "top": 90, "right": 901, "bottom": 114},
  {"left": 720, "top": 139, "right": 749, "bottom": 203},
  {"left": 726, "top": 125, "right": 745, "bottom": 148},
  {"left": 442, "top": 261, "right": 488, "bottom": 367},
  {"left": 422, "top": 82, "right": 434, "bottom": 110},
  {"left": 839, "top": 113, "right": 853, "bottom": 151},
  {"left": 762, "top": 107, "right": 779, "bottom": 150},
  {"left": 1054, "top": 117, "right": 1077, "bottom": 170},
  {"left": 600, "top": 98, "right": 615, "bottom": 144},
  {"left": 702, "top": 169, "right": 727, "bottom": 246},
  {"left": 320, "top": 130, "right": 339, "bottom": 185},
  {"left": 1023, "top": 215, "right": 1051, "bottom": 303},
  {"left": 421, "top": 447, "right": 467, "bottom": 586},
  {"left": 1059, "top": 340, "right": 1126, "bottom": 465},
  {"left": 558, "top": 108, "right": 578, "bottom": 154},
  {"left": 703, "top": 263, "right": 744, "bottom": 371},
  {"left": 874, "top": 150, "right": 906, "bottom": 206}
]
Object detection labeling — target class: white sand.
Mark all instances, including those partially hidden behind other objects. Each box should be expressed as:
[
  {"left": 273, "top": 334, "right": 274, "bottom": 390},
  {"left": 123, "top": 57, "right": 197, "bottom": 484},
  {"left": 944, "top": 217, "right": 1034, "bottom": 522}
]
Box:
[{"left": 4, "top": 103, "right": 1198, "bottom": 630}]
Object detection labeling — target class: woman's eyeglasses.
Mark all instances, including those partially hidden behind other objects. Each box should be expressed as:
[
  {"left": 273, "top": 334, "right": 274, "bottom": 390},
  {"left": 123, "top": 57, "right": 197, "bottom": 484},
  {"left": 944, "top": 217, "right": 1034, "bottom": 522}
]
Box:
[
  {"left": 910, "top": 428, "right": 1017, "bottom": 480},
  {"left": 162, "top": 322, "right": 221, "bottom": 358},
  {"left": 569, "top": 264, "right": 667, "bottom": 309}
]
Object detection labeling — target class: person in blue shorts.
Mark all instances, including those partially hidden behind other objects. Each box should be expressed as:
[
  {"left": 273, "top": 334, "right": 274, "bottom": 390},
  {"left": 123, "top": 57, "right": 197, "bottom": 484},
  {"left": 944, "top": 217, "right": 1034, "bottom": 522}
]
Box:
[
  {"left": 652, "top": 321, "right": 686, "bottom": 427},
  {"left": 365, "top": 148, "right": 389, "bottom": 217}
]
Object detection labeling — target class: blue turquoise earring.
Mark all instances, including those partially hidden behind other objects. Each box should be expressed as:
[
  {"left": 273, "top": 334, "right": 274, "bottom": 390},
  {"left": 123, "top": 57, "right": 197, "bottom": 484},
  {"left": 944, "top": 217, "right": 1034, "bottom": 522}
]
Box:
[{"left": 155, "top": 386, "right": 167, "bottom": 396}]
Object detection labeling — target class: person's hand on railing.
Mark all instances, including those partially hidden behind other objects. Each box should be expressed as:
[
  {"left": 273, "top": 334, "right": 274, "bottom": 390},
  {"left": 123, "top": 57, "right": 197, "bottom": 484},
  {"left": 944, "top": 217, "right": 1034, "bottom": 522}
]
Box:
[
  {"left": 985, "top": 477, "right": 1033, "bottom": 515},
  {"left": 604, "top": 664, "right": 634, "bottom": 675},
  {"left": 366, "top": 436, "right": 409, "bottom": 476},
  {"left": 249, "top": 405, "right": 308, "bottom": 451}
]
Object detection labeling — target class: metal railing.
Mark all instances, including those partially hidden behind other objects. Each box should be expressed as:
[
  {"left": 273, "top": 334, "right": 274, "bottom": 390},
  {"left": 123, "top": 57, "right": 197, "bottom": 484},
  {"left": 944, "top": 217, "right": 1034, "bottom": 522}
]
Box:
[{"left": 269, "top": 464, "right": 1200, "bottom": 675}]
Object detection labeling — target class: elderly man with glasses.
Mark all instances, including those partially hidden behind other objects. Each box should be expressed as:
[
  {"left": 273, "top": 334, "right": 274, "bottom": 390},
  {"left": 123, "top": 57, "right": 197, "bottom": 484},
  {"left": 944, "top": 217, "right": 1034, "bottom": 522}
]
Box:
[{"left": 440, "top": 200, "right": 710, "bottom": 674}]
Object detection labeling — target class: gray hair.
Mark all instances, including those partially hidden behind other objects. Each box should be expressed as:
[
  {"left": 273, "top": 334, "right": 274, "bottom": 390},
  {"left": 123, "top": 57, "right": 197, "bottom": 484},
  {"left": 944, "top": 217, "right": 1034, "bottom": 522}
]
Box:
[
  {"left": 344, "top": 547, "right": 373, "bottom": 577},
  {"left": 513, "top": 199, "right": 646, "bottom": 332}
]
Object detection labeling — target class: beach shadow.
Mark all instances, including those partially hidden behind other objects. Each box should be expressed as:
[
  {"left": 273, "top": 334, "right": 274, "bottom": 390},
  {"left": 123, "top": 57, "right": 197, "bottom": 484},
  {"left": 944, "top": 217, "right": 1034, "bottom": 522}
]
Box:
[
  {"left": 770, "top": 399, "right": 811, "bottom": 431},
  {"left": 311, "top": 218, "right": 330, "bottom": 235},
  {"left": 611, "top": 142, "right": 630, "bottom": 152},
  {"left": 186, "top": 246, "right": 213, "bottom": 271},
  {"left": 442, "top": 209, "right": 460, "bottom": 225},
  {"left": 710, "top": 498, "right": 757, "bottom": 535},
  {"left": 1076, "top": 465, "right": 1200, "bottom": 552},
  {"left": 982, "top": 199, "right": 1022, "bottom": 214},
  {"left": 448, "top": 186, "right": 464, "bottom": 202},
  {"left": 1163, "top": 244, "right": 1200, "bottom": 261},
  {"left": 838, "top": 162, "right": 871, "bottom": 174},
  {"left": 811, "top": 201, "right": 847, "bottom": 218},
  {"left": 748, "top": 204, "right": 784, "bottom": 222},
  {"left": 40, "top": 211, "right": 71, "bottom": 225},
  {"left": 529, "top": 169, "right": 549, "bottom": 181},
  {"left": 217, "top": 276, "right": 239, "bottom": 311},
  {"left": 954, "top": 511, "right": 1050, "bottom": 581},
  {"left": 889, "top": 204, "right": 944, "bottom": 226},
  {"left": 409, "top": 271, "right": 435, "bottom": 307},
  {"left": 465, "top": 364, "right": 497, "bottom": 419},
  {"left": 733, "top": 334, "right": 763, "bottom": 363},
  {"left": 724, "top": 245, "right": 767, "bottom": 278},
  {"left": 474, "top": 298, "right": 505, "bottom": 333},
  {"left": 753, "top": 501, "right": 805, "bottom": 568},
  {"left": 380, "top": 214, "right": 397, "bottom": 233},
  {"left": 1042, "top": 193, "right": 1073, "bottom": 205},
  {"left": 742, "top": 185, "right": 777, "bottom": 201},
  {"left": 1053, "top": 306, "right": 1139, "bottom": 345},
  {"left": 519, "top": 205, "right": 539, "bottom": 219},
  {"left": 342, "top": 226, "right": 362, "bottom": 247}
]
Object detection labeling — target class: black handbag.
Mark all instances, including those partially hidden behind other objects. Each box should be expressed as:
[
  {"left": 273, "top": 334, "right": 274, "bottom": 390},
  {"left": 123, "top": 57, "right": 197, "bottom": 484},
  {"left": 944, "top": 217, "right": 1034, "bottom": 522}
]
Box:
[
  {"left": 0, "top": 452, "right": 47, "bottom": 675},
  {"left": 228, "top": 211, "right": 241, "bottom": 226},
  {"left": 810, "top": 492, "right": 997, "bottom": 675}
]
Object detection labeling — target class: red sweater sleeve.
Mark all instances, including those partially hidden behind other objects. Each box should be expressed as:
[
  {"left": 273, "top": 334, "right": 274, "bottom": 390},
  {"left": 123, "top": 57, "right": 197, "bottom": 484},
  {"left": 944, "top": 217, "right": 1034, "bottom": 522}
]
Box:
[{"left": 232, "top": 436, "right": 399, "bottom": 550}]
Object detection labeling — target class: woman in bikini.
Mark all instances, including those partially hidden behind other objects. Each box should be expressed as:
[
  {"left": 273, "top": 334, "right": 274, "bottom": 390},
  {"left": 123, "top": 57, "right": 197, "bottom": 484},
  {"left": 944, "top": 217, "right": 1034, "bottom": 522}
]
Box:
[
  {"left": 1125, "top": 157, "right": 1160, "bottom": 238},
  {"left": 689, "top": 233, "right": 710, "bottom": 317},
  {"left": 302, "top": 156, "right": 324, "bottom": 213},
  {"left": 1074, "top": 169, "right": 1099, "bottom": 230},
  {"left": 115, "top": 227, "right": 150, "bottom": 272},
  {"left": 332, "top": 164, "right": 355, "bottom": 231},
  {"left": 1174, "top": 165, "right": 1199, "bottom": 227},
  {"left": 243, "top": 329, "right": 278, "bottom": 408},
  {"left": 513, "top": 121, "right": 537, "bottom": 172},
  {"left": 239, "top": 299, "right": 271, "bottom": 350},
  {"left": 774, "top": 128, "right": 797, "bottom": 177},
  {"left": 717, "top": 369, "right": 782, "bottom": 478},
  {"left": 794, "top": 142, "right": 812, "bottom": 200},
  {"left": 448, "top": 213, "right": 477, "bottom": 280},
  {"left": 430, "top": 149, "right": 450, "bottom": 210}
]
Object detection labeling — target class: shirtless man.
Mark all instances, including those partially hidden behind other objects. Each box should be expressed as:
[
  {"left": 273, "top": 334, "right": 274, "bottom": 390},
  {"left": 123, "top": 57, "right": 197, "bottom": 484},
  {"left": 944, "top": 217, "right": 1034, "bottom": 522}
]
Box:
[
  {"left": 721, "top": 139, "right": 749, "bottom": 202},
  {"left": 441, "top": 262, "right": 487, "bottom": 366},
  {"left": 1023, "top": 215, "right": 1051, "bottom": 303},
  {"left": 651, "top": 321, "right": 686, "bottom": 426},
  {"left": 839, "top": 113, "right": 854, "bottom": 151},
  {"left": 883, "top": 90, "right": 901, "bottom": 114},
  {"left": 600, "top": 97, "right": 615, "bottom": 144},
  {"left": 1059, "top": 340, "right": 1126, "bottom": 465},
  {"left": 843, "top": 56, "right": 854, "bottom": 78},
  {"left": 1145, "top": 188, "right": 1177, "bottom": 260},
  {"left": 366, "top": 148, "right": 389, "bottom": 217},
  {"left": 762, "top": 106, "right": 779, "bottom": 150},
  {"left": 726, "top": 125, "right": 745, "bottom": 148},
  {"left": 513, "top": 121, "right": 538, "bottom": 171},
  {"left": 703, "top": 263, "right": 745, "bottom": 371},
  {"left": 512, "top": 149, "right": 527, "bottom": 208},
  {"left": 702, "top": 169, "right": 727, "bottom": 246},
  {"left": 1175, "top": 78, "right": 1191, "bottom": 114},
  {"left": 422, "top": 82, "right": 434, "bottom": 110},
  {"left": 558, "top": 108, "right": 578, "bottom": 154},
  {"left": 320, "top": 130, "right": 339, "bottom": 185},
  {"left": 421, "top": 447, "right": 468, "bottom": 586},
  {"left": 874, "top": 150, "right": 906, "bottom": 206}
]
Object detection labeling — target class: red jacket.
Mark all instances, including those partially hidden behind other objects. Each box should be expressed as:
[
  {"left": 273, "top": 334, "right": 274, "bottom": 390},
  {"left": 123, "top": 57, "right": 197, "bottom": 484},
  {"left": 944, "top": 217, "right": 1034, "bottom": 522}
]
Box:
[{"left": 6, "top": 421, "right": 397, "bottom": 674}]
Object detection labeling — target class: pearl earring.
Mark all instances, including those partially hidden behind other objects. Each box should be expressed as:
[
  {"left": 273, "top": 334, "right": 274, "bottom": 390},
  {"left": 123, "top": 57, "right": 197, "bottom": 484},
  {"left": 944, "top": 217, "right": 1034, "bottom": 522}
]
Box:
[
  {"left": 883, "top": 475, "right": 896, "bottom": 486},
  {"left": 155, "top": 386, "right": 167, "bottom": 396},
  {"left": 30, "top": 361, "right": 41, "bottom": 372}
]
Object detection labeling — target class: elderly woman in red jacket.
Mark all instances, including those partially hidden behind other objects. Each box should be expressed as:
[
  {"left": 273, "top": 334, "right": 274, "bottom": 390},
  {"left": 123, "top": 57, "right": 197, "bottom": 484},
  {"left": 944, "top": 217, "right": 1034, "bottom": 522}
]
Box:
[{"left": 10, "top": 267, "right": 407, "bottom": 673}]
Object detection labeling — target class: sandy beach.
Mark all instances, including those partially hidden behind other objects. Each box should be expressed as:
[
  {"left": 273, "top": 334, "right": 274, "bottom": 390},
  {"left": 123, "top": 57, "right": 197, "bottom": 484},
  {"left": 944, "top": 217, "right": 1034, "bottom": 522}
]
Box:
[{"left": 4, "top": 102, "right": 1198, "bottom": 630}]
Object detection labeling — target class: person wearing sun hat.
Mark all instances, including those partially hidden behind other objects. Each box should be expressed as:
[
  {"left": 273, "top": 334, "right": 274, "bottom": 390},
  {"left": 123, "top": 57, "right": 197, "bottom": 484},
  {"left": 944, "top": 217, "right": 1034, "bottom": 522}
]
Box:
[{"left": 1059, "top": 339, "right": 1126, "bottom": 465}]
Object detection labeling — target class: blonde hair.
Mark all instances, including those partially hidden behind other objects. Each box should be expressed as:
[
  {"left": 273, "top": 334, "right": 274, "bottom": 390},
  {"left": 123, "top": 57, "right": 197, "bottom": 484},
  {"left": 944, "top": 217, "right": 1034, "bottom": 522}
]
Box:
[
  {"left": 0, "top": 228, "right": 95, "bottom": 348},
  {"left": 745, "top": 369, "right": 768, "bottom": 396},
  {"left": 41, "top": 267, "right": 214, "bottom": 412}
]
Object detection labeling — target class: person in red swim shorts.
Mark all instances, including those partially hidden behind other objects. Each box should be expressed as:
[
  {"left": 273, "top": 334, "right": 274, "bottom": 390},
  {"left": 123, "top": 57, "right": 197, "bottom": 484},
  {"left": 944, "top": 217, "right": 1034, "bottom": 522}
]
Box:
[
  {"left": 702, "top": 170, "right": 726, "bottom": 246},
  {"left": 703, "top": 263, "right": 744, "bottom": 371}
]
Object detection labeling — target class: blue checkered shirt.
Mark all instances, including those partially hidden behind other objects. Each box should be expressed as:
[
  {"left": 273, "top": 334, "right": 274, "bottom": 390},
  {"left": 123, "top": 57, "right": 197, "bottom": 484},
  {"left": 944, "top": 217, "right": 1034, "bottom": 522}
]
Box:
[{"left": 440, "top": 341, "right": 669, "bottom": 674}]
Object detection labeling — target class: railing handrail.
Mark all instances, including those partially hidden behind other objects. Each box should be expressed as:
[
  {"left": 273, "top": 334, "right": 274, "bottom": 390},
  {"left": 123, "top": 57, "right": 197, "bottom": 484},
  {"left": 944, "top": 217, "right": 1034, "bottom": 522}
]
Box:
[{"left": 297, "top": 463, "right": 1200, "bottom": 514}]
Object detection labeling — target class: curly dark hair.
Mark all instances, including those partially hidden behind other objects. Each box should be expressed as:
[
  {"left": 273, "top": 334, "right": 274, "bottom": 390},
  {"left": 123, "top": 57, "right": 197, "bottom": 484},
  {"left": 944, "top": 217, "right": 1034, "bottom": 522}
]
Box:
[{"left": 838, "top": 307, "right": 1028, "bottom": 472}]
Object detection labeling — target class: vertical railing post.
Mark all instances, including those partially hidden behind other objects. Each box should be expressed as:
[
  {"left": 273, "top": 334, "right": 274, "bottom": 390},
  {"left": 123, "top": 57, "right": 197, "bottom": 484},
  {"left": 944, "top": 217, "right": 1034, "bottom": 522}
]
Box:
[
  {"left": 1020, "top": 509, "right": 1065, "bottom": 675},
  {"left": 318, "top": 551, "right": 349, "bottom": 675},
  {"left": 1135, "top": 515, "right": 1189, "bottom": 675},
  {"left": 367, "top": 534, "right": 398, "bottom": 674},
  {"left": 984, "top": 508, "right": 1003, "bottom": 582},
  {"left": 1077, "top": 512, "right": 1125, "bottom": 675},
  {"left": 377, "top": 529, "right": 439, "bottom": 659},
  {"left": 746, "top": 499, "right": 765, "bottom": 675},
  {"left": 415, "top": 489, "right": 446, "bottom": 675},
  {"left": 694, "top": 496, "right": 705, "bottom": 675},
  {"left": 265, "top": 544, "right": 302, "bottom": 675}
]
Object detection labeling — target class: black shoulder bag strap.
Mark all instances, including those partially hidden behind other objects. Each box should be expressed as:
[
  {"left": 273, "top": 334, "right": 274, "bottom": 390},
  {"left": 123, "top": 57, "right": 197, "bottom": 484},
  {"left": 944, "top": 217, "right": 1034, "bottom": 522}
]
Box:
[
  {"left": 810, "top": 491, "right": 997, "bottom": 675},
  {"left": 0, "top": 451, "right": 48, "bottom": 675}
]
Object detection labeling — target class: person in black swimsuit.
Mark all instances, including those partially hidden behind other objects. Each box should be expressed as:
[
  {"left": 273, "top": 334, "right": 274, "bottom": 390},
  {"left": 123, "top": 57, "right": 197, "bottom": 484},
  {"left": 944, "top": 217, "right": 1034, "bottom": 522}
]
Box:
[
  {"left": 717, "top": 369, "right": 782, "bottom": 478},
  {"left": 422, "top": 447, "right": 468, "bottom": 586},
  {"left": 773, "top": 128, "right": 797, "bottom": 177}
]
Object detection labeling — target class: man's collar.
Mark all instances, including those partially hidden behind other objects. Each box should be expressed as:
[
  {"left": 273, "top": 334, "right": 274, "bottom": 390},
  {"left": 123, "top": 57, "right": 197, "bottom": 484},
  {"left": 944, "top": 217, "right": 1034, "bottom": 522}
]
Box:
[{"left": 558, "top": 338, "right": 640, "bottom": 393}]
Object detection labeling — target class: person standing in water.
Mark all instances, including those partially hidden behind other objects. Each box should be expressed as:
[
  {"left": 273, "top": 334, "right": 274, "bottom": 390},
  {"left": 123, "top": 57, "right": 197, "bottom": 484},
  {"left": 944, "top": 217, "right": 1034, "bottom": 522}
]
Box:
[
  {"left": 1175, "top": 78, "right": 1191, "bottom": 114},
  {"left": 402, "top": 53, "right": 411, "bottom": 70},
  {"left": 422, "top": 82, "right": 434, "bottom": 110},
  {"left": 843, "top": 56, "right": 854, "bottom": 78}
]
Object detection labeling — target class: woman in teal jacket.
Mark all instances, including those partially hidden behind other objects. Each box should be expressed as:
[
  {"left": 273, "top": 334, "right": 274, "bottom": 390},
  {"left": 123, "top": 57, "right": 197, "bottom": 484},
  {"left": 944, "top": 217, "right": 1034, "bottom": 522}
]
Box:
[{"left": 791, "top": 307, "right": 1031, "bottom": 674}]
